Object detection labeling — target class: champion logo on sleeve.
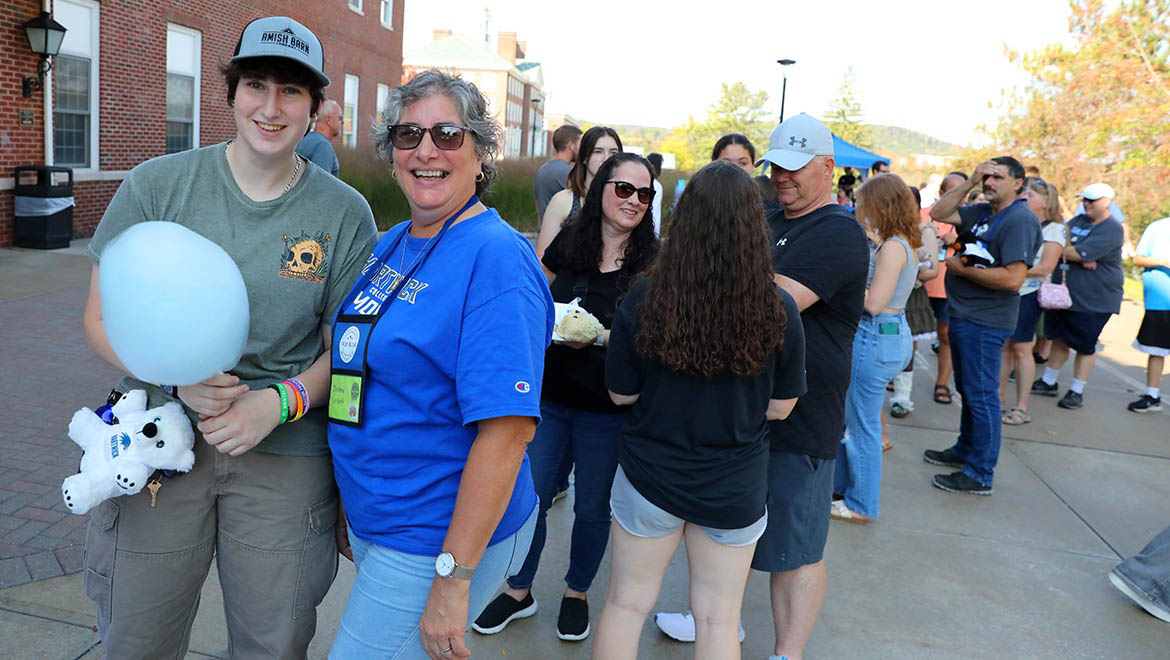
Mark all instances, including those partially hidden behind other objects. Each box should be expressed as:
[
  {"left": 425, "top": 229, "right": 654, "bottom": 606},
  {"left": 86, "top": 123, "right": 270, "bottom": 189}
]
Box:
[{"left": 514, "top": 381, "right": 531, "bottom": 393}]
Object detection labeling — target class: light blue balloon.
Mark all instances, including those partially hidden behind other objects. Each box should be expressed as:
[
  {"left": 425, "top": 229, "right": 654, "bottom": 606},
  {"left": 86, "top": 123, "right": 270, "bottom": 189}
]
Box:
[{"left": 99, "top": 222, "right": 249, "bottom": 386}]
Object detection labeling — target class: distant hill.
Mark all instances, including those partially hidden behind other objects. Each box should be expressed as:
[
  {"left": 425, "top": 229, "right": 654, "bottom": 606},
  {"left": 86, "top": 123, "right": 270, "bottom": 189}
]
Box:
[{"left": 869, "top": 125, "right": 960, "bottom": 157}]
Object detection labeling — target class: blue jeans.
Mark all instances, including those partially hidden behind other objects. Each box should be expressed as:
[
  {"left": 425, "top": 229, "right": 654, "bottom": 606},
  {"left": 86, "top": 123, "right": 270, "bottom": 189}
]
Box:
[
  {"left": 508, "top": 400, "right": 623, "bottom": 593},
  {"left": 835, "top": 313, "right": 911, "bottom": 517},
  {"left": 1113, "top": 524, "right": 1170, "bottom": 611},
  {"left": 947, "top": 316, "right": 1012, "bottom": 486},
  {"left": 329, "top": 509, "right": 536, "bottom": 659}
]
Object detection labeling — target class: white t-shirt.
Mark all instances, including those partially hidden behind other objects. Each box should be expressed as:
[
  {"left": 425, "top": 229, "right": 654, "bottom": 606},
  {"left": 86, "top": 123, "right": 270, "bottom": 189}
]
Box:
[
  {"left": 1021, "top": 221, "right": 1069, "bottom": 295},
  {"left": 650, "top": 179, "right": 663, "bottom": 236}
]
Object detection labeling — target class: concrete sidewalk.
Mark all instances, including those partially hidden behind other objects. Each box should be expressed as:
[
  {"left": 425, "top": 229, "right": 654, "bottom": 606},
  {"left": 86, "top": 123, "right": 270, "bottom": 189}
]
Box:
[{"left": 1, "top": 243, "right": 1168, "bottom": 658}]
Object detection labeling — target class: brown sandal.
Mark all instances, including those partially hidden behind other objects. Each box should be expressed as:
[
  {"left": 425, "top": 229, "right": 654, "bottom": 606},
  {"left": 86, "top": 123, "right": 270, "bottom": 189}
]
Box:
[{"left": 933, "top": 384, "right": 953, "bottom": 404}]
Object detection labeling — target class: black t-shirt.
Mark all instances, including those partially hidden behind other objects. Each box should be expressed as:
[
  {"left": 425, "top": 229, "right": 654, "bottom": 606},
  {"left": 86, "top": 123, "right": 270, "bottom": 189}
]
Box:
[
  {"left": 541, "top": 231, "right": 630, "bottom": 413},
  {"left": 767, "top": 203, "right": 869, "bottom": 458},
  {"left": 606, "top": 278, "right": 807, "bottom": 529}
]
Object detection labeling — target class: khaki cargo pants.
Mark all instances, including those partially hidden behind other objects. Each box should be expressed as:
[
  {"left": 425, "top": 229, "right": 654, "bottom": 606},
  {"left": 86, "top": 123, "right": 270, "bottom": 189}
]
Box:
[{"left": 84, "top": 428, "right": 339, "bottom": 659}]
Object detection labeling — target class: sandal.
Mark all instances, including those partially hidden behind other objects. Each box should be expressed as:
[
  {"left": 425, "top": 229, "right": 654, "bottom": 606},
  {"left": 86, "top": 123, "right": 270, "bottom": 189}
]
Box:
[
  {"left": 830, "top": 500, "right": 870, "bottom": 525},
  {"left": 933, "top": 384, "right": 953, "bottom": 404},
  {"left": 882, "top": 438, "right": 894, "bottom": 452},
  {"left": 1002, "top": 407, "right": 1031, "bottom": 425}
]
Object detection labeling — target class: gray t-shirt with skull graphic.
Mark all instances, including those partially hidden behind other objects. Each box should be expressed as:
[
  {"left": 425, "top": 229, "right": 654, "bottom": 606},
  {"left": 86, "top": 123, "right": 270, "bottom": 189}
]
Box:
[{"left": 87, "top": 142, "right": 377, "bottom": 456}]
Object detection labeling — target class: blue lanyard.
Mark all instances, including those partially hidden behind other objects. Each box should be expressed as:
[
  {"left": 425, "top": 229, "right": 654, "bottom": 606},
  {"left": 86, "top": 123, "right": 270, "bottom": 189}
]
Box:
[
  {"left": 338, "top": 195, "right": 479, "bottom": 323},
  {"left": 975, "top": 198, "right": 1024, "bottom": 243}
]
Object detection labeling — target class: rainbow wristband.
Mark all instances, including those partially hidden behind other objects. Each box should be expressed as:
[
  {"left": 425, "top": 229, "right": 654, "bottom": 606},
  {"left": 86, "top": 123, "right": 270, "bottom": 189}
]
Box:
[
  {"left": 282, "top": 380, "right": 303, "bottom": 422},
  {"left": 269, "top": 383, "right": 290, "bottom": 424},
  {"left": 286, "top": 378, "right": 310, "bottom": 421}
]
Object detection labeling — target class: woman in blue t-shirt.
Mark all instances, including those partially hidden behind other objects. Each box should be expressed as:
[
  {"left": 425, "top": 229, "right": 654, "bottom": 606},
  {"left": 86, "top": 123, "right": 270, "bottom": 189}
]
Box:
[
  {"left": 326, "top": 70, "right": 553, "bottom": 659},
  {"left": 473, "top": 153, "right": 658, "bottom": 642},
  {"left": 593, "top": 160, "right": 806, "bottom": 659},
  {"left": 832, "top": 174, "right": 922, "bottom": 524}
]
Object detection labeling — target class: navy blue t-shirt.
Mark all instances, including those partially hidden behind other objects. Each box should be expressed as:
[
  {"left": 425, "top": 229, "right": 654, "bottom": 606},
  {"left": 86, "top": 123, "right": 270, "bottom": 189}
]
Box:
[
  {"left": 945, "top": 200, "right": 1042, "bottom": 330},
  {"left": 329, "top": 209, "right": 553, "bottom": 555},
  {"left": 1066, "top": 214, "right": 1125, "bottom": 314}
]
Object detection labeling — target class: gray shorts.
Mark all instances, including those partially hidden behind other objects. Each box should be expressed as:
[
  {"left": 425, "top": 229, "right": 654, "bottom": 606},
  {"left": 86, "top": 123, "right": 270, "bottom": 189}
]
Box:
[
  {"left": 751, "top": 450, "right": 834, "bottom": 573},
  {"left": 609, "top": 465, "right": 767, "bottom": 548}
]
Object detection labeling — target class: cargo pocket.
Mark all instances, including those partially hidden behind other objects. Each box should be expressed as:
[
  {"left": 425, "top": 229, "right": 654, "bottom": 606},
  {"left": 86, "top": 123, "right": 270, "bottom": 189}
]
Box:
[
  {"left": 84, "top": 501, "right": 119, "bottom": 626},
  {"left": 293, "top": 496, "right": 339, "bottom": 619}
]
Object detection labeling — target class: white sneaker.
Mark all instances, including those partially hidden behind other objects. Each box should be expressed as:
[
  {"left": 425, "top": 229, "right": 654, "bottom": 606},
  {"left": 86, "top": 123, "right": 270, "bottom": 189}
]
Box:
[
  {"left": 653, "top": 610, "right": 745, "bottom": 642},
  {"left": 1110, "top": 571, "right": 1170, "bottom": 622}
]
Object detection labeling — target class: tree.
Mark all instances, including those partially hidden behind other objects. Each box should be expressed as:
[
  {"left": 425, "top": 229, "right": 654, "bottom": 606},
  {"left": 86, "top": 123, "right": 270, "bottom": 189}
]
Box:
[
  {"left": 824, "top": 67, "right": 873, "bottom": 150},
  {"left": 975, "top": 0, "right": 1170, "bottom": 236},
  {"left": 662, "top": 82, "right": 772, "bottom": 171}
]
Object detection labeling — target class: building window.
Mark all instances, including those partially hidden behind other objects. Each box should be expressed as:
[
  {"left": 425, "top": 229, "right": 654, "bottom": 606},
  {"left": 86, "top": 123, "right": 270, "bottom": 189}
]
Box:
[
  {"left": 376, "top": 83, "right": 389, "bottom": 122},
  {"left": 344, "top": 74, "right": 359, "bottom": 148},
  {"left": 348, "top": 0, "right": 363, "bottom": 13},
  {"left": 166, "top": 25, "right": 201, "bottom": 154},
  {"left": 53, "top": 0, "right": 100, "bottom": 169},
  {"left": 54, "top": 56, "right": 90, "bottom": 167},
  {"left": 380, "top": 0, "right": 393, "bottom": 28}
]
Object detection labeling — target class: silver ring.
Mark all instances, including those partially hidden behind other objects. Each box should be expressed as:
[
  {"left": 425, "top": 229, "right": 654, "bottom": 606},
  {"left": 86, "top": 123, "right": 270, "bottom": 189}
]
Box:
[{"left": 440, "top": 646, "right": 453, "bottom": 655}]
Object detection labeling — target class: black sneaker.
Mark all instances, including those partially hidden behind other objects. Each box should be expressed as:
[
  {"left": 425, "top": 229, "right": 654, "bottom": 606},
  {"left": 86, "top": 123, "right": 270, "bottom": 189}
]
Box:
[
  {"left": 472, "top": 592, "right": 537, "bottom": 635},
  {"left": 557, "top": 596, "right": 590, "bottom": 641},
  {"left": 923, "top": 448, "right": 965, "bottom": 468},
  {"left": 1031, "top": 379, "right": 1059, "bottom": 396},
  {"left": 1127, "top": 395, "right": 1163, "bottom": 414},
  {"left": 1057, "top": 390, "right": 1083, "bottom": 409},
  {"left": 932, "top": 471, "right": 992, "bottom": 495}
]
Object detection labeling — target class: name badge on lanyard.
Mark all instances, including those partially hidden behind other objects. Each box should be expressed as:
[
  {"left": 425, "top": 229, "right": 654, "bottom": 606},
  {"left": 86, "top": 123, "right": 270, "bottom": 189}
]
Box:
[{"left": 327, "top": 195, "right": 478, "bottom": 427}]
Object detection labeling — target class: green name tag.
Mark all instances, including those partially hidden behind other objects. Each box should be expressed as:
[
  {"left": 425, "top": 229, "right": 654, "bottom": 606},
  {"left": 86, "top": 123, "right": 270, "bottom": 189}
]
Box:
[{"left": 328, "top": 373, "right": 364, "bottom": 426}]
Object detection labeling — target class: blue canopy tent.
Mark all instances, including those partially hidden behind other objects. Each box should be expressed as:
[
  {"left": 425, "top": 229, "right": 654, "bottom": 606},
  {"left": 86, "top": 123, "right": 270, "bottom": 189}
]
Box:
[{"left": 832, "top": 135, "right": 889, "bottom": 172}]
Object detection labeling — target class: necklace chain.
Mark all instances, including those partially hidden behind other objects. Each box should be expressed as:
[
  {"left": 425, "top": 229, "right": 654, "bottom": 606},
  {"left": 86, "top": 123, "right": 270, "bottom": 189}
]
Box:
[
  {"left": 225, "top": 140, "right": 301, "bottom": 197},
  {"left": 400, "top": 229, "right": 437, "bottom": 280}
]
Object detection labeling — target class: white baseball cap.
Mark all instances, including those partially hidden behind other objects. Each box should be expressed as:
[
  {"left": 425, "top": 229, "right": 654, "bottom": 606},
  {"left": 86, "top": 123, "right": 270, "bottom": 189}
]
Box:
[
  {"left": 231, "top": 16, "right": 330, "bottom": 87},
  {"left": 756, "top": 113, "right": 835, "bottom": 171},
  {"left": 1078, "top": 182, "right": 1115, "bottom": 201}
]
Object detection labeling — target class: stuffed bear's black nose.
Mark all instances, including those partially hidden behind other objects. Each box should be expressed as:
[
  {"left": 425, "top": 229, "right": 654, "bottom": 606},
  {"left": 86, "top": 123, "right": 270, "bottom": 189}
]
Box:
[{"left": 142, "top": 423, "right": 158, "bottom": 438}]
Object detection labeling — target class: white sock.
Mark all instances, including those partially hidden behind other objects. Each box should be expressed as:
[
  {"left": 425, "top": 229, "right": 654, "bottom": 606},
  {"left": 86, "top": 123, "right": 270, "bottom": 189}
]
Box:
[
  {"left": 1042, "top": 367, "right": 1060, "bottom": 385},
  {"left": 1147, "top": 387, "right": 1160, "bottom": 399},
  {"left": 1070, "top": 378, "right": 1086, "bottom": 394}
]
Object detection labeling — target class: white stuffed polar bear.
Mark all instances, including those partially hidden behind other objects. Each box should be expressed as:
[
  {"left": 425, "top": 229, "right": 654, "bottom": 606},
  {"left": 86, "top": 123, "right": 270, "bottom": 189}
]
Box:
[{"left": 62, "top": 389, "right": 195, "bottom": 515}]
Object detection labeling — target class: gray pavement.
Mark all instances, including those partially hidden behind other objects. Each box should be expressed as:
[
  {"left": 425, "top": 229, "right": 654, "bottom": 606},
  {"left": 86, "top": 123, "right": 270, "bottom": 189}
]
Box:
[{"left": 1, "top": 242, "right": 1168, "bottom": 658}]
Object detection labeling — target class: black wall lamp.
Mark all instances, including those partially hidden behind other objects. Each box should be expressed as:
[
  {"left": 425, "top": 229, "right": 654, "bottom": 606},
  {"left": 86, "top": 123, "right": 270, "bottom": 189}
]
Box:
[{"left": 22, "top": 11, "right": 68, "bottom": 98}]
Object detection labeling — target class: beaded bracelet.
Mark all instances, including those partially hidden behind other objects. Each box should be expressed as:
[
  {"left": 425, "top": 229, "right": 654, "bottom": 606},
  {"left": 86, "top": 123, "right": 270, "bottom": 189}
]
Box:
[
  {"left": 268, "top": 383, "right": 290, "bottom": 424},
  {"left": 285, "top": 378, "right": 310, "bottom": 421}
]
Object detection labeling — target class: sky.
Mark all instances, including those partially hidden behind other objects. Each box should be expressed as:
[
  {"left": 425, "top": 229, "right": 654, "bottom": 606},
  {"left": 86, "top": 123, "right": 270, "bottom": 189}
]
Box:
[{"left": 402, "top": 0, "right": 1076, "bottom": 148}]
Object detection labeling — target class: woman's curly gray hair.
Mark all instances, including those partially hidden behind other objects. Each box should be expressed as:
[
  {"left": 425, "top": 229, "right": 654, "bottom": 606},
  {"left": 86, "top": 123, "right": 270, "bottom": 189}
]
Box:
[{"left": 372, "top": 69, "right": 503, "bottom": 195}]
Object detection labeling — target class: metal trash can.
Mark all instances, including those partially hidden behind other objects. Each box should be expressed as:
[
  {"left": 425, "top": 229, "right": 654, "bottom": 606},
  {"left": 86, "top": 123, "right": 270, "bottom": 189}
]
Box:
[{"left": 13, "top": 165, "right": 74, "bottom": 249}]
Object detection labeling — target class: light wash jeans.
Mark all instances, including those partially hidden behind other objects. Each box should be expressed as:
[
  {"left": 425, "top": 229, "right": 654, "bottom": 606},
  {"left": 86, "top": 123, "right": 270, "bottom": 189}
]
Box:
[
  {"left": 835, "top": 313, "right": 911, "bottom": 517},
  {"left": 329, "top": 508, "right": 536, "bottom": 659},
  {"left": 1112, "top": 524, "right": 1170, "bottom": 613}
]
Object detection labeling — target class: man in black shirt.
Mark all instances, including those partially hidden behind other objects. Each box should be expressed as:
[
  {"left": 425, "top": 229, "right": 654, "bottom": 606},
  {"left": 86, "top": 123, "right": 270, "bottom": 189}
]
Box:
[{"left": 656, "top": 113, "right": 868, "bottom": 659}]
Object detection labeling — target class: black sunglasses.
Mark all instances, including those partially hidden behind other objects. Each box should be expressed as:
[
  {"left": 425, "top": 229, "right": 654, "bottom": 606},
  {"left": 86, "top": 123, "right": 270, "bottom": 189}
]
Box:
[
  {"left": 607, "top": 180, "right": 655, "bottom": 204},
  {"left": 388, "top": 123, "right": 472, "bottom": 151}
]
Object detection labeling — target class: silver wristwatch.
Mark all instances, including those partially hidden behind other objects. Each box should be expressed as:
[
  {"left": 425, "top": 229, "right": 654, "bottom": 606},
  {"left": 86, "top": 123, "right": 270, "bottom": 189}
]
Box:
[{"left": 435, "top": 551, "right": 474, "bottom": 580}]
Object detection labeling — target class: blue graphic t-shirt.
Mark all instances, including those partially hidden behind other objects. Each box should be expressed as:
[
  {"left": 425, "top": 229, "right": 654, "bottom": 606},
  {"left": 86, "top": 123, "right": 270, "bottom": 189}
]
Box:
[
  {"left": 329, "top": 208, "right": 553, "bottom": 554},
  {"left": 1138, "top": 217, "right": 1170, "bottom": 311}
]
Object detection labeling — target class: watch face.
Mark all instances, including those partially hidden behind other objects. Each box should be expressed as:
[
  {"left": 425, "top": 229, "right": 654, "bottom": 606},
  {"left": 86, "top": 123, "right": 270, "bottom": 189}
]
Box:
[{"left": 435, "top": 552, "right": 454, "bottom": 576}]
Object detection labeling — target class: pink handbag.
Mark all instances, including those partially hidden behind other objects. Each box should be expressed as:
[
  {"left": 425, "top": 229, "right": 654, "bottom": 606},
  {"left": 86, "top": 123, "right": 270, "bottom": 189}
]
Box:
[{"left": 1038, "top": 259, "right": 1072, "bottom": 310}]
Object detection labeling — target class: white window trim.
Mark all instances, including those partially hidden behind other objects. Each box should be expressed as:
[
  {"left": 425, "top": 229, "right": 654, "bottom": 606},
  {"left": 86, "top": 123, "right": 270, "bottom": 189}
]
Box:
[
  {"left": 348, "top": 0, "right": 364, "bottom": 15},
  {"left": 344, "top": 74, "right": 360, "bottom": 148},
  {"left": 166, "top": 23, "right": 201, "bottom": 152},
  {"left": 55, "top": 0, "right": 101, "bottom": 173},
  {"left": 380, "top": 0, "right": 393, "bottom": 29}
]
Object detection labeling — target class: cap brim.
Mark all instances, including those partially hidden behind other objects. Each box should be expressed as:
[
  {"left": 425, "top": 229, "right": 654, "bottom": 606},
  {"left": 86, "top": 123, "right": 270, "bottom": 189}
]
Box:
[
  {"left": 756, "top": 149, "right": 815, "bottom": 171},
  {"left": 1078, "top": 193, "right": 1101, "bottom": 200},
  {"left": 230, "top": 53, "right": 331, "bottom": 87}
]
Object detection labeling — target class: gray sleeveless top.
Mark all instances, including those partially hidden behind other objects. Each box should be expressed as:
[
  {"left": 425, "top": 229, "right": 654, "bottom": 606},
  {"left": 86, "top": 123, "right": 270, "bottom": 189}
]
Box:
[{"left": 865, "top": 236, "right": 918, "bottom": 311}]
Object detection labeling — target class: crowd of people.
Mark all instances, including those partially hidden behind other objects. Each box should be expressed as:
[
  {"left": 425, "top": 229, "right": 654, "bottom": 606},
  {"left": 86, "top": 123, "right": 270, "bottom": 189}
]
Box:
[{"left": 73, "top": 15, "right": 1168, "bottom": 660}]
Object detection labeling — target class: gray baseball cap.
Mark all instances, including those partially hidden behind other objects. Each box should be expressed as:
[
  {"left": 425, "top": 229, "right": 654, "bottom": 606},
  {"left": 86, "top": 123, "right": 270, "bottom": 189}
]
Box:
[
  {"left": 756, "top": 113, "right": 835, "bottom": 171},
  {"left": 231, "top": 16, "right": 329, "bottom": 87}
]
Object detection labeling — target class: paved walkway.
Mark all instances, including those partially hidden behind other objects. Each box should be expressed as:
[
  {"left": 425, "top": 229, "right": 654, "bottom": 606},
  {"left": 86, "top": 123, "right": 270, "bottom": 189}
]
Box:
[{"left": 1, "top": 242, "right": 1168, "bottom": 658}]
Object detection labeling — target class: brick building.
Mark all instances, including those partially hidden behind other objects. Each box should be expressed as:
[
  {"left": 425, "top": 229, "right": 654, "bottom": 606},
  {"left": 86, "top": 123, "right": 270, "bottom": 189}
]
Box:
[
  {"left": 403, "top": 30, "right": 548, "bottom": 160},
  {"left": 0, "top": 0, "right": 404, "bottom": 247}
]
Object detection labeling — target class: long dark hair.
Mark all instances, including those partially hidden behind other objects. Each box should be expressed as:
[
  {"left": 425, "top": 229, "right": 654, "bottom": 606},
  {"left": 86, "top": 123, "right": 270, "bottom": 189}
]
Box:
[
  {"left": 555, "top": 153, "right": 658, "bottom": 276},
  {"left": 566, "top": 126, "right": 622, "bottom": 197},
  {"left": 711, "top": 133, "right": 757, "bottom": 163},
  {"left": 636, "top": 160, "right": 785, "bottom": 378}
]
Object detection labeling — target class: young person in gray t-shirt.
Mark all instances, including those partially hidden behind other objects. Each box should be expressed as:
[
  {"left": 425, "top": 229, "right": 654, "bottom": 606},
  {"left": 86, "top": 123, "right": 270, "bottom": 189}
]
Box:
[{"left": 79, "top": 17, "right": 376, "bottom": 657}]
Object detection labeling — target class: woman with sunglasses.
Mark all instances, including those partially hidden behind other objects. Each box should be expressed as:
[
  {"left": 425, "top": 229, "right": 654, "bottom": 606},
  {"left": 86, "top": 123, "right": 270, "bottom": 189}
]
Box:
[
  {"left": 327, "top": 69, "right": 553, "bottom": 659},
  {"left": 473, "top": 153, "right": 658, "bottom": 643},
  {"left": 535, "top": 126, "right": 622, "bottom": 258},
  {"left": 592, "top": 161, "right": 804, "bottom": 660},
  {"left": 80, "top": 18, "right": 377, "bottom": 657}
]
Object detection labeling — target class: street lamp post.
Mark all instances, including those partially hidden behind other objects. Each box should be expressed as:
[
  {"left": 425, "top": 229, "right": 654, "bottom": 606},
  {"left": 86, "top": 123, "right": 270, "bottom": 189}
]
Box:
[{"left": 777, "top": 58, "right": 796, "bottom": 122}]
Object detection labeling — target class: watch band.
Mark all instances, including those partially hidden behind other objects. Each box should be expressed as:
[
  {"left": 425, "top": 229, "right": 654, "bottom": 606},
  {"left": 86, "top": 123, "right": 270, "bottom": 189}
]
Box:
[{"left": 436, "top": 551, "right": 475, "bottom": 580}]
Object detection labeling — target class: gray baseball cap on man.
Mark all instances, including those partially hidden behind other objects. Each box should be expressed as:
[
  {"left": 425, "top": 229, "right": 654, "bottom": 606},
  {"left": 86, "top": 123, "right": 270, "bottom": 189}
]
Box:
[
  {"left": 232, "top": 16, "right": 330, "bottom": 87},
  {"left": 756, "top": 113, "right": 835, "bottom": 171}
]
